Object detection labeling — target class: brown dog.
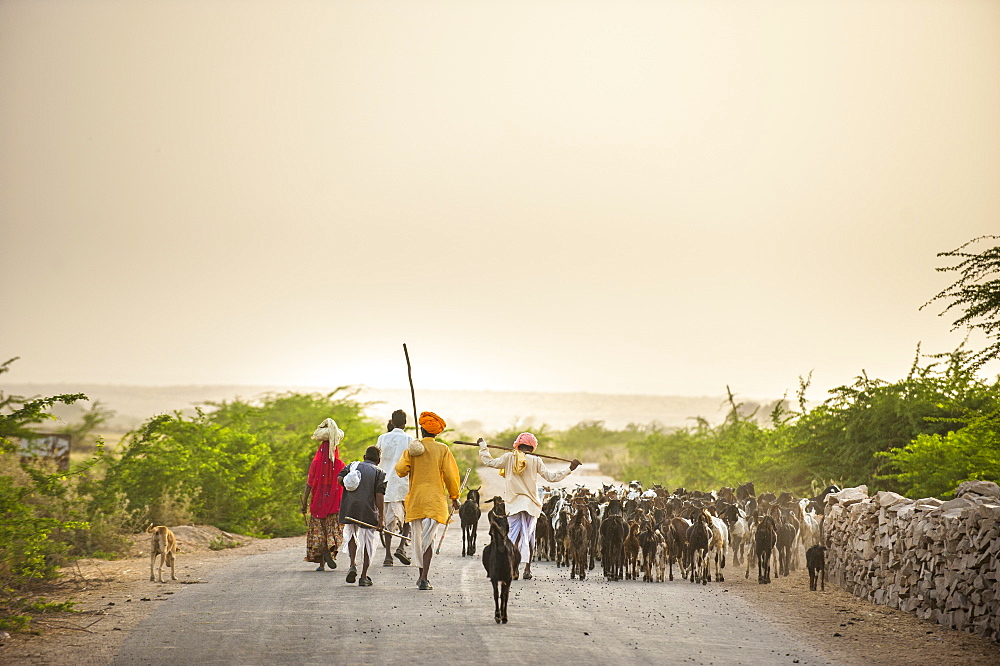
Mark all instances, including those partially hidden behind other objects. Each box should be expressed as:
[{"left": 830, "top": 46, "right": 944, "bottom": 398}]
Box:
[{"left": 147, "top": 524, "right": 177, "bottom": 583}]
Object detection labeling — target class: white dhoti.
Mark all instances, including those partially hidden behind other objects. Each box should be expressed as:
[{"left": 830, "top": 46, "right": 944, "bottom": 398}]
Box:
[
  {"left": 340, "top": 523, "right": 378, "bottom": 563},
  {"left": 384, "top": 501, "right": 406, "bottom": 533},
  {"left": 507, "top": 511, "right": 536, "bottom": 564},
  {"left": 409, "top": 517, "right": 440, "bottom": 562}
]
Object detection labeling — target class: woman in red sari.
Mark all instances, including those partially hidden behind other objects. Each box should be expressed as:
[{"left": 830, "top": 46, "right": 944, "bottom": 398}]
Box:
[{"left": 301, "top": 418, "right": 346, "bottom": 571}]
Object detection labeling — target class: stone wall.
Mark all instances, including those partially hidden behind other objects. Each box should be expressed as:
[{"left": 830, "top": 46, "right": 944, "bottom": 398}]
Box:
[{"left": 824, "top": 481, "right": 1000, "bottom": 641}]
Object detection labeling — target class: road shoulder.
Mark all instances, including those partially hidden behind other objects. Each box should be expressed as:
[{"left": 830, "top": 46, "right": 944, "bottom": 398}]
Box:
[{"left": 0, "top": 529, "right": 301, "bottom": 664}]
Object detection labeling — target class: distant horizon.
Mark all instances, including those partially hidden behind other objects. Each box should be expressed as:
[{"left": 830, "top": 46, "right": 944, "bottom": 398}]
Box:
[
  {"left": 1, "top": 380, "right": 770, "bottom": 402},
  {"left": 3, "top": 382, "right": 752, "bottom": 433}
]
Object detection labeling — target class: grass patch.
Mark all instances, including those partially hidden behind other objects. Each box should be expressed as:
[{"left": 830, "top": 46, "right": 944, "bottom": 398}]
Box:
[{"left": 208, "top": 535, "right": 243, "bottom": 551}]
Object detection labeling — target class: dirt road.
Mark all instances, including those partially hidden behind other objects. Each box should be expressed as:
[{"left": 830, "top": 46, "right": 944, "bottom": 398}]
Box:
[
  {"left": 108, "top": 521, "right": 830, "bottom": 665},
  {"left": 3, "top": 468, "right": 999, "bottom": 664}
]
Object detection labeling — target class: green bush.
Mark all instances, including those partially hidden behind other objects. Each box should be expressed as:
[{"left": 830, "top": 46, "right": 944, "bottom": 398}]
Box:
[
  {"left": 539, "top": 347, "right": 1000, "bottom": 497},
  {"left": 1, "top": 359, "right": 99, "bottom": 630},
  {"left": 878, "top": 408, "right": 1000, "bottom": 498},
  {"left": 97, "top": 390, "right": 382, "bottom": 537}
]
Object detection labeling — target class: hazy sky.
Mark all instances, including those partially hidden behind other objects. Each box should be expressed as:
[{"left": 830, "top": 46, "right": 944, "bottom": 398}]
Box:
[{"left": 2, "top": 0, "right": 998, "bottom": 400}]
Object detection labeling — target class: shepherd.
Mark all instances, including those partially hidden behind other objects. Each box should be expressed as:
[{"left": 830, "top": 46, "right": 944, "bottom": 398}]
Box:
[
  {"left": 338, "top": 446, "right": 387, "bottom": 587},
  {"left": 376, "top": 409, "right": 412, "bottom": 566},
  {"left": 394, "top": 411, "right": 461, "bottom": 590},
  {"left": 478, "top": 433, "right": 581, "bottom": 580},
  {"left": 301, "top": 418, "right": 346, "bottom": 571}
]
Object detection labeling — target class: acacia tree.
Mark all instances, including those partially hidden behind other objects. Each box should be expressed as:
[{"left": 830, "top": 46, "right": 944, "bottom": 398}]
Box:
[{"left": 923, "top": 235, "right": 1000, "bottom": 370}]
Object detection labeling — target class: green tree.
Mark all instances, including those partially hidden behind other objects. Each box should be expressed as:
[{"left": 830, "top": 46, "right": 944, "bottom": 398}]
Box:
[
  {"left": 923, "top": 235, "right": 1000, "bottom": 370},
  {"left": 782, "top": 346, "right": 998, "bottom": 491},
  {"left": 878, "top": 408, "right": 1000, "bottom": 498}
]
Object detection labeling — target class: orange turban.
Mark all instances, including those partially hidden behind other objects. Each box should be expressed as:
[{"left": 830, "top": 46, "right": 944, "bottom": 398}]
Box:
[{"left": 418, "top": 411, "right": 446, "bottom": 435}]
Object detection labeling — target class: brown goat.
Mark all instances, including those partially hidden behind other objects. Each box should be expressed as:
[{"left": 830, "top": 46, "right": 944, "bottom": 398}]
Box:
[
  {"left": 623, "top": 519, "right": 641, "bottom": 581},
  {"left": 568, "top": 499, "right": 592, "bottom": 580}
]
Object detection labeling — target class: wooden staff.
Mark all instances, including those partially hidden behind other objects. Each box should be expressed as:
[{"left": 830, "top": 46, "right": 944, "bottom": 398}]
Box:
[
  {"left": 343, "top": 516, "right": 411, "bottom": 542},
  {"left": 403, "top": 343, "right": 419, "bottom": 439},
  {"left": 435, "top": 466, "right": 472, "bottom": 554},
  {"left": 453, "top": 440, "right": 578, "bottom": 465}
]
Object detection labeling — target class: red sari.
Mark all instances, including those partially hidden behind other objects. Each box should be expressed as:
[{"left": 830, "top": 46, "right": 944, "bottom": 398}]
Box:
[{"left": 305, "top": 441, "right": 345, "bottom": 563}]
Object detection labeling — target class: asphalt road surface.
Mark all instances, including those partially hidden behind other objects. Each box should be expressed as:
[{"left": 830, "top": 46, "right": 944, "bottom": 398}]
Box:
[{"left": 113, "top": 494, "right": 833, "bottom": 665}]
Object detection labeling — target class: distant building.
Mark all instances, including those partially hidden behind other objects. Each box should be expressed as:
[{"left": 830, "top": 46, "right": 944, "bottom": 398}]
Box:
[{"left": 17, "top": 433, "right": 71, "bottom": 470}]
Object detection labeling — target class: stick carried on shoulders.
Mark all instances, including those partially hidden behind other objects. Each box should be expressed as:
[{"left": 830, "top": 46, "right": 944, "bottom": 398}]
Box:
[
  {"left": 453, "top": 440, "right": 579, "bottom": 465},
  {"left": 343, "top": 516, "right": 411, "bottom": 542},
  {"left": 435, "top": 466, "right": 471, "bottom": 554}
]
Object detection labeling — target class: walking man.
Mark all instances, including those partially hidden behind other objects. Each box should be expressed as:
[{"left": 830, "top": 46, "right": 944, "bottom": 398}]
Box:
[
  {"left": 338, "top": 446, "right": 387, "bottom": 587},
  {"left": 479, "top": 432, "right": 580, "bottom": 580},
  {"left": 394, "top": 411, "right": 461, "bottom": 590},
  {"left": 376, "top": 410, "right": 412, "bottom": 566}
]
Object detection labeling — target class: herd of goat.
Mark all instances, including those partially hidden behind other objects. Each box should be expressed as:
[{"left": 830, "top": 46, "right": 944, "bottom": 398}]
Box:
[{"left": 467, "top": 481, "right": 838, "bottom": 623}]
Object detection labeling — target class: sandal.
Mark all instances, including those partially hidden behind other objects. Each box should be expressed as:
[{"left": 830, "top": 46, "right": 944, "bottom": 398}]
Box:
[
  {"left": 394, "top": 549, "right": 411, "bottom": 566},
  {"left": 346, "top": 566, "right": 357, "bottom": 584}
]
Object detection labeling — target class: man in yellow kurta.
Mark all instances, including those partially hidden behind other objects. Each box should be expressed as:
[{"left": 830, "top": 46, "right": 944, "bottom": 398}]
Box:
[
  {"left": 479, "top": 432, "right": 580, "bottom": 580},
  {"left": 394, "top": 411, "right": 461, "bottom": 591}
]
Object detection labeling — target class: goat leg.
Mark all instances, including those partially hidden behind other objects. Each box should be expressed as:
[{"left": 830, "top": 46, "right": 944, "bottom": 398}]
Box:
[
  {"left": 500, "top": 581, "right": 509, "bottom": 624},
  {"left": 493, "top": 579, "right": 502, "bottom": 624}
]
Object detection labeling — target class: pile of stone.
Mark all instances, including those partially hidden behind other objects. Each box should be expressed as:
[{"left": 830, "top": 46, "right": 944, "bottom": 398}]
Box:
[{"left": 824, "top": 480, "right": 1000, "bottom": 641}]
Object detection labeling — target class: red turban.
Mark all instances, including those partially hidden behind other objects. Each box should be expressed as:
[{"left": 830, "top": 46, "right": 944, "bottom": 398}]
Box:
[{"left": 419, "top": 411, "right": 447, "bottom": 435}]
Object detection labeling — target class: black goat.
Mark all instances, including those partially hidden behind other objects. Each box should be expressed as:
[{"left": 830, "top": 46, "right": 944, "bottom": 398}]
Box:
[
  {"left": 459, "top": 486, "right": 482, "bottom": 556},
  {"left": 482, "top": 496, "right": 520, "bottom": 624},
  {"left": 600, "top": 499, "right": 626, "bottom": 581},
  {"left": 755, "top": 515, "right": 777, "bottom": 584},
  {"left": 808, "top": 485, "right": 842, "bottom": 515},
  {"left": 776, "top": 511, "right": 799, "bottom": 577},
  {"left": 686, "top": 511, "right": 712, "bottom": 585},
  {"left": 806, "top": 544, "right": 826, "bottom": 591}
]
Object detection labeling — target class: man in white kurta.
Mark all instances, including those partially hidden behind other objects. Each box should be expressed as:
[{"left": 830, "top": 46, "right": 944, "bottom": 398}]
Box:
[
  {"left": 479, "top": 432, "right": 580, "bottom": 580},
  {"left": 376, "top": 410, "right": 412, "bottom": 566}
]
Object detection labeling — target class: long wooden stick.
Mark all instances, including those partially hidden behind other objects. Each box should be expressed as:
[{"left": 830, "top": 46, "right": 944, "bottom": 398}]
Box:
[
  {"left": 403, "top": 343, "right": 419, "bottom": 439},
  {"left": 453, "top": 440, "right": 578, "bottom": 465},
  {"left": 436, "top": 466, "right": 472, "bottom": 554},
  {"left": 343, "top": 516, "right": 411, "bottom": 541}
]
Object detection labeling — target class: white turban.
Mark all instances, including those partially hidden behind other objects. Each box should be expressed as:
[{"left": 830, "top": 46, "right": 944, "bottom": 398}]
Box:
[{"left": 312, "top": 418, "right": 344, "bottom": 460}]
